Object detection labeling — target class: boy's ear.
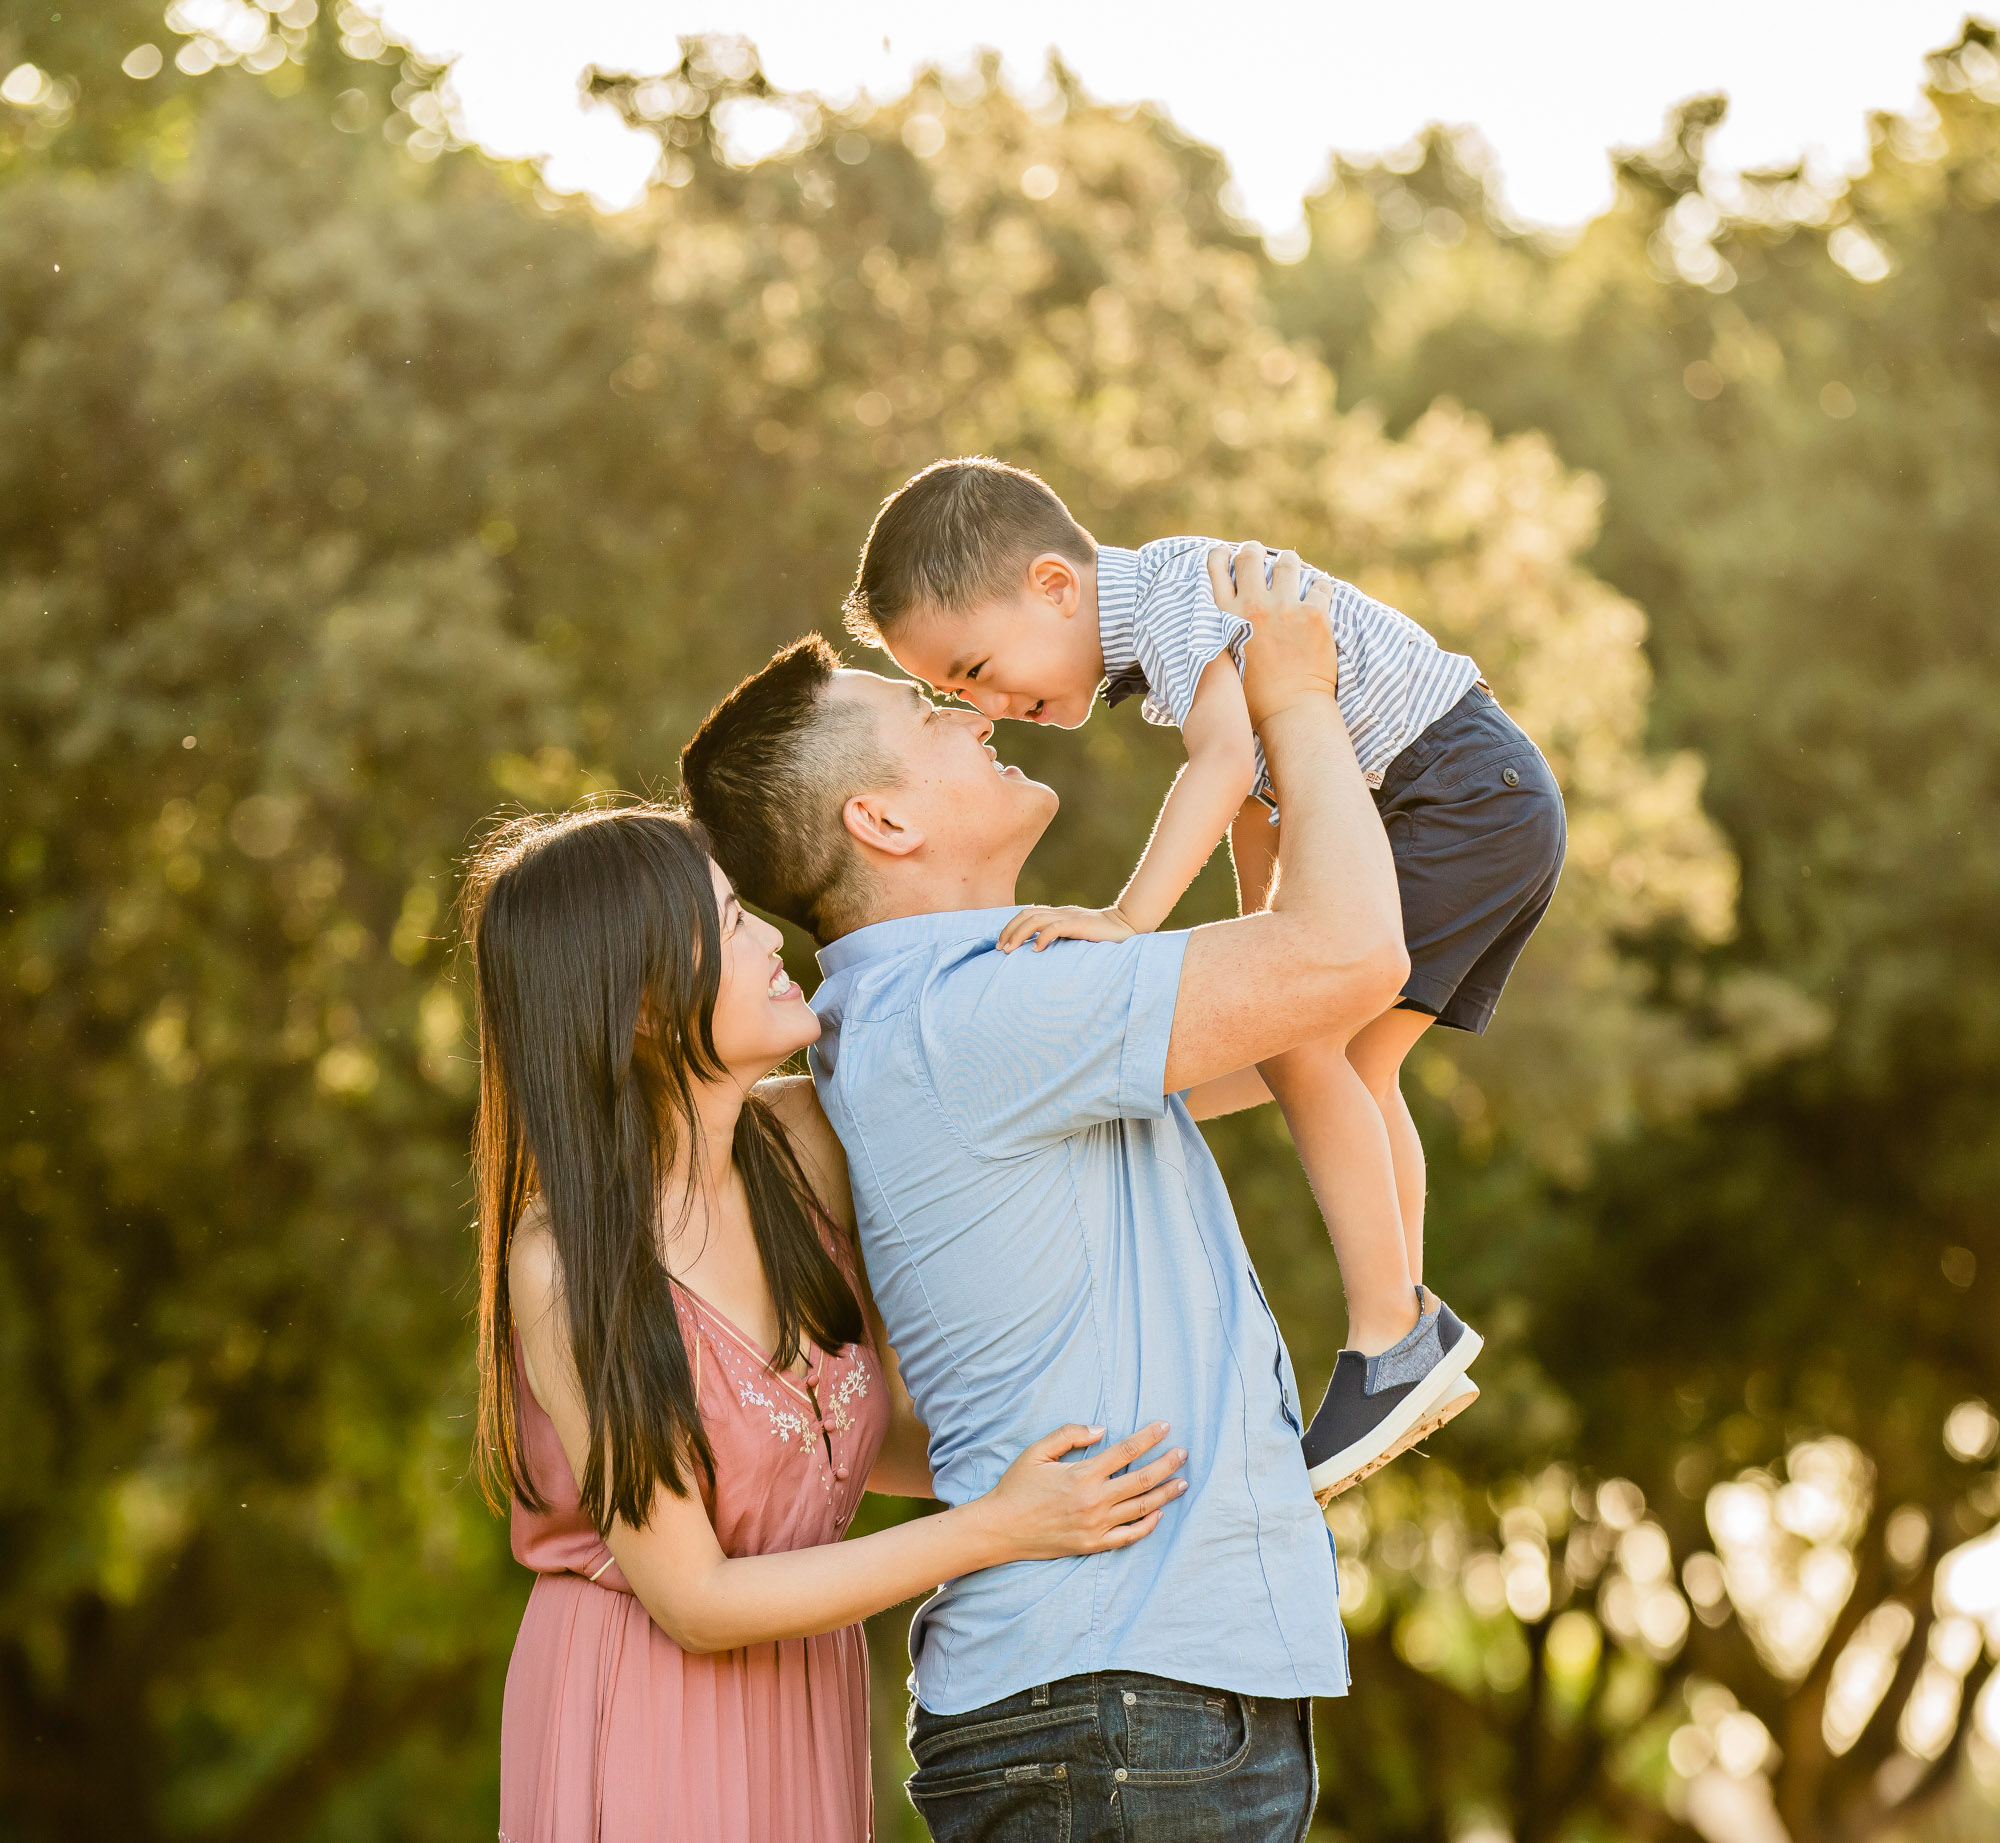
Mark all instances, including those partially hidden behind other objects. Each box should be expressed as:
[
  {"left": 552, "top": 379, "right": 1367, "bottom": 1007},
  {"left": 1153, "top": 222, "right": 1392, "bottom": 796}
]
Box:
[
  {"left": 1027, "top": 552, "right": 1081, "bottom": 617},
  {"left": 843, "top": 790, "right": 924, "bottom": 860}
]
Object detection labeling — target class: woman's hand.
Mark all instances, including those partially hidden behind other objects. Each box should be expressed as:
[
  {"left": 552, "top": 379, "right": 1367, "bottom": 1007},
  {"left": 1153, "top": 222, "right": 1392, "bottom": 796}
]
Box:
[{"left": 966, "top": 1422, "right": 1187, "bottom": 1562}]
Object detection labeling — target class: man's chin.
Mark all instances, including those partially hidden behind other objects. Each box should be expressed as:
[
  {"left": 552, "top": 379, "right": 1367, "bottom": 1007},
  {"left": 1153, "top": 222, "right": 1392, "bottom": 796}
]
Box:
[
  {"left": 1013, "top": 774, "right": 1061, "bottom": 842},
  {"left": 1005, "top": 770, "right": 1059, "bottom": 809}
]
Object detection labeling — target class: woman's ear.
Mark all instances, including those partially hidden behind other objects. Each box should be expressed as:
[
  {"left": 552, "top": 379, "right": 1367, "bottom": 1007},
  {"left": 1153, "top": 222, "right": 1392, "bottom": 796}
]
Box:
[{"left": 843, "top": 791, "right": 924, "bottom": 859}]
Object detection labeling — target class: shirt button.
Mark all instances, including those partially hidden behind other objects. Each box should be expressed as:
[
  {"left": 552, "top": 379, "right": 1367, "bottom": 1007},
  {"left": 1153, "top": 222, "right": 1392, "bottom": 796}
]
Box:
[
  {"left": 1114, "top": 1769, "right": 1129, "bottom": 1782},
  {"left": 834, "top": 1464, "right": 849, "bottom": 1480},
  {"left": 1502, "top": 767, "right": 1520, "bottom": 787},
  {"left": 1122, "top": 1691, "right": 1137, "bottom": 1706}
]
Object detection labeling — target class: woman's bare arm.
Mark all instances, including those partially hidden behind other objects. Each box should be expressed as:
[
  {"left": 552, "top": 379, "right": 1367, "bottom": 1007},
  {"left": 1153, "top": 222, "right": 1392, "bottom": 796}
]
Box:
[{"left": 510, "top": 1225, "right": 1185, "bottom": 1653}]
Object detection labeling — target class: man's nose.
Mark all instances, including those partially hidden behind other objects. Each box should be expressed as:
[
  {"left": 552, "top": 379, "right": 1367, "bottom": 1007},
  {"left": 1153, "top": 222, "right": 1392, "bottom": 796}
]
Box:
[{"left": 947, "top": 705, "right": 995, "bottom": 743}]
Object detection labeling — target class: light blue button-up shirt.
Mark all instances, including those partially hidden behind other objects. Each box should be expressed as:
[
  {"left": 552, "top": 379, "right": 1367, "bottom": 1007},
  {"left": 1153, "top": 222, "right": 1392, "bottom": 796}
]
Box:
[{"left": 811, "top": 906, "right": 1348, "bottom": 1715}]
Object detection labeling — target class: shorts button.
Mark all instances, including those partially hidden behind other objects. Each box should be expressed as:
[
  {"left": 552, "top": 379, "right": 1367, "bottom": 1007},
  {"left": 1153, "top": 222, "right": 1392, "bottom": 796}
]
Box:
[
  {"left": 1502, "top": 766, "right": 1520, "bottom": 787},
  {"left": 1122, "top": 1691, "right": 1137, "bottom": 1706},
  {"left": 1114, "top": 1769, "right": 1129, "bottom": 1782}
]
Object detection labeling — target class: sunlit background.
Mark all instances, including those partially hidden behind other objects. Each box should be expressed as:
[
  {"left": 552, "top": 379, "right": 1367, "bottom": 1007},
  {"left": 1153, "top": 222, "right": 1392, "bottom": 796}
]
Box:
[
  {"left": 368, "top": 0, "right": 1975, "bottom": 237},
  {"left": 4, "top": 4, "right": 1998, "bottom": 1841}
]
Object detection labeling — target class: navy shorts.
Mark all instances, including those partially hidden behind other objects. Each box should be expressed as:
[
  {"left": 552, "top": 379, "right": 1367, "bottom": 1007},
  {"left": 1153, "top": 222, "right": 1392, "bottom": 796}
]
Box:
[{"left": 1374, "top": 684, "right": 1566, "bottom": 1035}]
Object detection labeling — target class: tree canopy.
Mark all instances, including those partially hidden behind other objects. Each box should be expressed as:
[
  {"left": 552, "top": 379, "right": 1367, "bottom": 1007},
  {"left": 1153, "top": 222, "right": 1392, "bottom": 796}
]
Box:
[{"left": 1, "top": 6, "right": 1994, "bottom": 1840}]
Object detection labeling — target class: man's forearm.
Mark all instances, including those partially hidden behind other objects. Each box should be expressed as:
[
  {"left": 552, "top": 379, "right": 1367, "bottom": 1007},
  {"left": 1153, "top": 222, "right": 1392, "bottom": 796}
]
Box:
[
  {"left": 1159, "top": 546, "right": 1410, "bottom": 1092},
  {"left": 1161, "top": 693, "right": 1407, "bottom": 1092},
  {"left": 1257, "top": 693, "right": 1402, "bottom": 956}
]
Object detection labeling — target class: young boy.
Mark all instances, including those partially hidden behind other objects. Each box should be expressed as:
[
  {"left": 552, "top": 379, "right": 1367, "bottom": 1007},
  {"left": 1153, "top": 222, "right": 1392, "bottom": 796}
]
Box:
[{"left": 841, "top": 456, "right": 1567, "bottom": 1503}]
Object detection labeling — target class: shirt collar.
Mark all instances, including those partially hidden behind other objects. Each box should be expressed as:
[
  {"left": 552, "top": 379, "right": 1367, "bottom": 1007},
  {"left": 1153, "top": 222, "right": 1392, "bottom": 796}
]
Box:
[
  {"left": 815, "top": 905, "right": 1019, "bottom": 979},
  {"left": 1095, "top": 544, "right": 1142, "bottom": 677}
]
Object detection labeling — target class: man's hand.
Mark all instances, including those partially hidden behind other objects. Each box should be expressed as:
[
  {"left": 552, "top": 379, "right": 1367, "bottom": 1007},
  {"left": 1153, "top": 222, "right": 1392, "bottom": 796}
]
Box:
[
  {"left": 998, "top": 904, "right": 1138, "bottom": 953},
  {"left": 1208, "top": 541, "right": 1339, "bottom": 729}
]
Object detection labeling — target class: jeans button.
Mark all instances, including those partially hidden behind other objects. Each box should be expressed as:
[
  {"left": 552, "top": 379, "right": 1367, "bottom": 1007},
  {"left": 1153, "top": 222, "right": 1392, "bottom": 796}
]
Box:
[
  {"left": 1502, "top": 766, "right": 1520, "bottom": 787},
  {"left": 1122, "top": 1691, "right": 1137, "bottom": 1706},
  {"left": 1114, "top": 1769, "right": 1129, "bottom": 1782}
]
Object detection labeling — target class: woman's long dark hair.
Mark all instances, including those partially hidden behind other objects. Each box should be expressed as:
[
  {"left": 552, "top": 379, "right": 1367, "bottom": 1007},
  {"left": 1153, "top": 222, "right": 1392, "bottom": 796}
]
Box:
[{"left": 464, "top": 802, "right": 862, "bottom": 1532}]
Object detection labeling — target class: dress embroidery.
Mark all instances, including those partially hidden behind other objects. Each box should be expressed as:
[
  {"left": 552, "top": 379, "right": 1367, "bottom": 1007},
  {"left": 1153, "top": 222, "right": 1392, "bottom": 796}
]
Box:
[
  {"left": 674, "top": 1282, "right": 872, "bottom": 1503},
  {"left": 735, "top": 1374, "right": 825, "bottom": 1457},
  {"left": 734, "top": 1357, "right": 872, "bottom": 1456},
  {"left": 820, "top": 1363, "right": 870, "bottom": 1436}
]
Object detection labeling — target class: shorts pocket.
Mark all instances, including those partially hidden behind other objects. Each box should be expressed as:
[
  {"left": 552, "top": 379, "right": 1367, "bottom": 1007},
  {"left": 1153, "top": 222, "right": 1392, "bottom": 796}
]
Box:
[
  {"left": 1119, "top": 1686, "right": 1255, "bottom": 1782},
  {"left": 1427, "top": 735, "right": 1546, "bottom": 793},
  {"left": 907, "top": 1759, "right": 1071, "bottom": 1843}
]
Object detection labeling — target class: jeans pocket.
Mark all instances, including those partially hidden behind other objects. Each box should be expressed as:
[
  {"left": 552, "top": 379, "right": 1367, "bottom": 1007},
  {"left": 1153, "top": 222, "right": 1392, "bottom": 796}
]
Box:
[
  {"left": 906, "top": 1760, "right": 1072, "bottom": 1843},
  {"left": 1121, "top": 1686, "right": 1253, "bottom": 1781}
]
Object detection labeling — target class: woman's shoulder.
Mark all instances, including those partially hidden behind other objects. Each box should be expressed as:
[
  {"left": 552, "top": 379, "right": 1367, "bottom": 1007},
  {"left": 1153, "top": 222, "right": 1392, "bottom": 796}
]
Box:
[{"left": 508, "top": 1197, "right": 561, "bottom": 1311}]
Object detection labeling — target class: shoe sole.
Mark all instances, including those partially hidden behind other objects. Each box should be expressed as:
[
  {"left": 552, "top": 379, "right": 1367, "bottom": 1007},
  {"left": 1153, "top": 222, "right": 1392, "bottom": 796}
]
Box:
[
  {"left": 1312, "top": 1380, "right": 1479, "bottom": 1507},
  {"left": 1308, "top": 1334, "right": 1483, "bottom": 1507}
]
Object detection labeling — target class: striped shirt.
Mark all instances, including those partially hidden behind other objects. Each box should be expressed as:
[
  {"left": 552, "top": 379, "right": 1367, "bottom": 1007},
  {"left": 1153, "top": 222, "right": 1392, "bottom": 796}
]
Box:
[{"left": 1096, "top": 538, "right": 1481, "bottom": 801}]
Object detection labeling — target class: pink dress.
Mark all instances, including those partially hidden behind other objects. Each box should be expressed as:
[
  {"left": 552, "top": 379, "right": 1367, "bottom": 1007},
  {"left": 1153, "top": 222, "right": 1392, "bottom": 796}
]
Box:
[{"left": 498, "top": 1278, "right": 889, "bottom": 1843}]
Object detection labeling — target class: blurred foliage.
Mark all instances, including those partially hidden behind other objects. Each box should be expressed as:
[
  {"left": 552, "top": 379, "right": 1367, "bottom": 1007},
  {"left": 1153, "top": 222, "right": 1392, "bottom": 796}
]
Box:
[
  {"left": 1261, "top": 19, "right": 2000, "bottom": 1843},
  {"left": 0, "top": 6, "right": 1995, "bottom": 1842}
]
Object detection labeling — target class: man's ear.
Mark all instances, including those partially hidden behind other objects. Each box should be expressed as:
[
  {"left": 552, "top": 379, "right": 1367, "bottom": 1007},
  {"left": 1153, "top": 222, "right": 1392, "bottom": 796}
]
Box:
[
  {"left": 843, "top": 790, "right": 924, "bottom": 859},
  {"left": 1027, "top": 552, "right": 1081, "bottom": 618}
]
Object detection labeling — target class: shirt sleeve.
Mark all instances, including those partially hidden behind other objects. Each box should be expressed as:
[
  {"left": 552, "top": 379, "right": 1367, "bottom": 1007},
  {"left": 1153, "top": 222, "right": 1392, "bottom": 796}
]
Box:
[
  {"left": 919, "top": 930, "right": 1191, "bottom": 1158},
  {"left": 1132, "top": 545, "right": 1254, "bottom": 732}
]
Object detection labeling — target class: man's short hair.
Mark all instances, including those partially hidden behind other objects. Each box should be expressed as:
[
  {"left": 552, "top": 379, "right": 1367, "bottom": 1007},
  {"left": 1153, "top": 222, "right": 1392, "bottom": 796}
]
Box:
[
  {"left": 841, "top": 456, "right": 1096, "bottom": 646},
  {"left": 679, "top": 635, "right": 898, "bottom": 944}
]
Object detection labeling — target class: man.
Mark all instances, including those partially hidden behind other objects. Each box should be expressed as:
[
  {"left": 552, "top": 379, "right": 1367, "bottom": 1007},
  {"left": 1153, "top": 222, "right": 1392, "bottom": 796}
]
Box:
[{"left": 681, "top": 547, "right": 1407, "bottom": 1840}]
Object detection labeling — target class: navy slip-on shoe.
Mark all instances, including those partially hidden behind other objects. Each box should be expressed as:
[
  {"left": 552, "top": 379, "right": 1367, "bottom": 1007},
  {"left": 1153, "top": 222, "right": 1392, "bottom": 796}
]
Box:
[{"left": 1304, "top": 1292, "right": 1482, "bottom": 1505}]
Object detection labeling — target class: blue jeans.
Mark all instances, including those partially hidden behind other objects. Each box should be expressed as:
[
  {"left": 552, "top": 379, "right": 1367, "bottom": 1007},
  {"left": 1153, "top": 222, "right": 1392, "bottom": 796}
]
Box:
[{"left": 906, "top": 1671, "right": 1316, "bottom": 1842}]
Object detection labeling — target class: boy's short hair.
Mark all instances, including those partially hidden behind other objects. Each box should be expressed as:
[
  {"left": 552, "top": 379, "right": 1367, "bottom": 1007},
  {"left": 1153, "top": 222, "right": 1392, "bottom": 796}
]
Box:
[
  {"left": 679, "top": 635, "right": 899, "bottom": 944},
  {"left": 842, "top": 456, "right": 1096, "bottom": 646}
]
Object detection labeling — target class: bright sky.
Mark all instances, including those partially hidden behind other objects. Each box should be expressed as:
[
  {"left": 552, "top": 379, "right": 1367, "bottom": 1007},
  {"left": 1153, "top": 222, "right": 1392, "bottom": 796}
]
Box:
[{"left": 373, "top": 0, "right": 1982, "bottom": 234}]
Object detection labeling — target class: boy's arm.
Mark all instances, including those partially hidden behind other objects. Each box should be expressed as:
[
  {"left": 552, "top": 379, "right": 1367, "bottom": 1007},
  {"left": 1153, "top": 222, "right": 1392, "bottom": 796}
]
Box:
[
  {"left": 997, "top": 656, "right": 1256, "bottom": 952},
  {"left": 1115, "top": 657, "right": 1258, "bottom": 931},
  {"left": 1171, "top": 798, "right": 1289, "bottom": 1117}
]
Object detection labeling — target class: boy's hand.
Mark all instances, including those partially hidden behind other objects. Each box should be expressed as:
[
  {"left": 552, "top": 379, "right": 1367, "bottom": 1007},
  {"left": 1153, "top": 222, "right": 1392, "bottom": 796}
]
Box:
[{"left": 997, "top": 904, "right": 1138, "bottom": 953}]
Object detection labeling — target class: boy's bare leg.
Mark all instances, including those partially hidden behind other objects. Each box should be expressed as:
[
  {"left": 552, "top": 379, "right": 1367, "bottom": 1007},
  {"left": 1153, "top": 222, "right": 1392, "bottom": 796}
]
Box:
[
  {"left": 1260, "top": 1038, "right": 1422, "bottom": 1354},
  {"left": 1232, "top": 801, "right": 1418, "bottom": 1355},
  {"left": 1346, "top": 1007, "right": 1436, "bottom": 1283},
  {"left": 1233, "top": 802, "right": 1481, "bottom": 1494}
]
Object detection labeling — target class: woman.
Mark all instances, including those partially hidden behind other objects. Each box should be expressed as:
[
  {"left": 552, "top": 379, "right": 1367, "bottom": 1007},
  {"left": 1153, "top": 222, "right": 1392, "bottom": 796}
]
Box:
[{"left": 466, "top": 803, "right": 1186, "bottom": 1842}]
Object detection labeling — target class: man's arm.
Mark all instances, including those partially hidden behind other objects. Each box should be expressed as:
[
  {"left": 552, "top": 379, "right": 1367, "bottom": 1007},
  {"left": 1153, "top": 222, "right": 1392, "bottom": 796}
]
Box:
[{"left": 1160, "top": 543, "right": 1408, "bottom": 1093}]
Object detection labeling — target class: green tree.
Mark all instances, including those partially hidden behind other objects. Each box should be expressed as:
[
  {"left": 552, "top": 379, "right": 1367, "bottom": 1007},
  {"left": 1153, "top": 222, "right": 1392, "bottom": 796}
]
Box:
[
  {"left": 1267, "top": 20, "right": 2000, "bottom": 1843},
  {"left": 6, "top": 8, "right": 1989, "bottom": 1841}
]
